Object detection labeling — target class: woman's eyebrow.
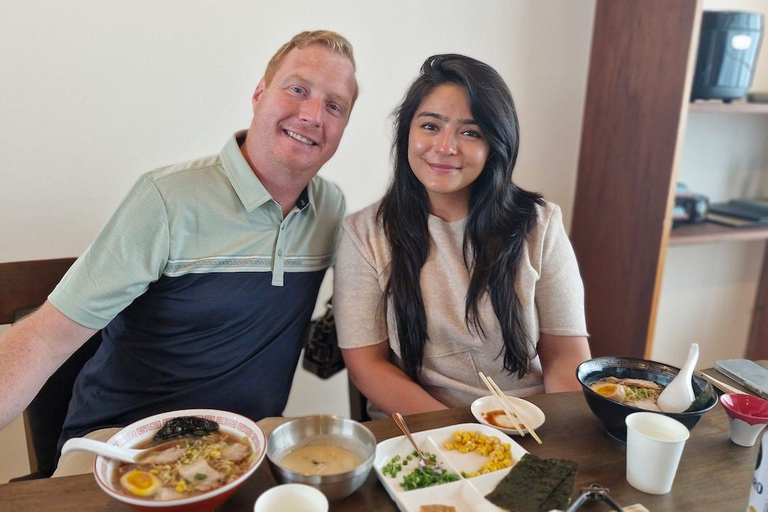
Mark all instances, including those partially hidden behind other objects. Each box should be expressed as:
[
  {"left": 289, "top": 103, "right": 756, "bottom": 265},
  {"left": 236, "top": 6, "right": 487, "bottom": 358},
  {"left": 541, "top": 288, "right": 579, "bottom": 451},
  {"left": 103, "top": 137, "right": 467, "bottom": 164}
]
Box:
[{"left": 416, "top": 111, "right": 478, "bottom": 125}]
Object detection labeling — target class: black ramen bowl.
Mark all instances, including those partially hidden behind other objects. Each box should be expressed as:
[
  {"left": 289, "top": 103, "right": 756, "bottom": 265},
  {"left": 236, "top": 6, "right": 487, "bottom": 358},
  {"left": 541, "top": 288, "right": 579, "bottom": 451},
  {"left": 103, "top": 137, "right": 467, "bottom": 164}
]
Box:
[{"left": 576, "top": 356, "right": 717, "bottom": 442}]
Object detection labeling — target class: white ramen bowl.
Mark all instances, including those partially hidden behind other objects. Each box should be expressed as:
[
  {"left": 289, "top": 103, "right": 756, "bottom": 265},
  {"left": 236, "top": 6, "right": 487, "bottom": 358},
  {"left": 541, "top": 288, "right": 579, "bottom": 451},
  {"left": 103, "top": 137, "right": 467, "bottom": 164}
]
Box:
[{"left": 93, "top": 408, "right": 267, "bottom": 512}]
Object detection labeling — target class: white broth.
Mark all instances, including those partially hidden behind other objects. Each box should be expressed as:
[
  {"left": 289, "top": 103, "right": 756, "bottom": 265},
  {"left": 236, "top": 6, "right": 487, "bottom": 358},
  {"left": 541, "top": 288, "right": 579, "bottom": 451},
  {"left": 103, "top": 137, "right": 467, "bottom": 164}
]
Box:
[{"left": 280, "top": 444, "right": 361, "bottom": 475}]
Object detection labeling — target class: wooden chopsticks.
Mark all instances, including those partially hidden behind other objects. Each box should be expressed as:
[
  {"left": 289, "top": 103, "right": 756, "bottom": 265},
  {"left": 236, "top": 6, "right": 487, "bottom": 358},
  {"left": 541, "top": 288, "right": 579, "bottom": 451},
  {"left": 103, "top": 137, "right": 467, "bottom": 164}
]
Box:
[
  {"left": 696, "top": 370, "right": 747, "bottom": 395},
  {"left": 479, "top": 372, "right": 542, "bottom": 444}
]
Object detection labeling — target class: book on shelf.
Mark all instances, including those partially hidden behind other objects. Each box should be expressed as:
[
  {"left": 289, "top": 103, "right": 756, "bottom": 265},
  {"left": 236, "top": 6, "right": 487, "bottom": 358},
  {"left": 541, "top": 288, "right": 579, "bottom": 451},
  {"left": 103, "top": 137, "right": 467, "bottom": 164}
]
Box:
[
  {"left": 730, "top": 198, "right": 768, "bottom": 211},
  {"left": 708, "top": 200, "right": 768, "bottom": 222},
  {"left": 706, "top": 212, "right": 768, "bottom": 227}
]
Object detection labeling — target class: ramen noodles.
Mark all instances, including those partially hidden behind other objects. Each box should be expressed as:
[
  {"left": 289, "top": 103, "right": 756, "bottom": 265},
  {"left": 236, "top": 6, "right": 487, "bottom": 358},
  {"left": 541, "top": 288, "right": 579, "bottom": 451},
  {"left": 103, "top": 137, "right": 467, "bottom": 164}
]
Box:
[
  {"left": 113, "top": 432, "right": 254, "bottom": 501},
  {"left": 590, "top": 376, "right": 664, "bottom": 411}
]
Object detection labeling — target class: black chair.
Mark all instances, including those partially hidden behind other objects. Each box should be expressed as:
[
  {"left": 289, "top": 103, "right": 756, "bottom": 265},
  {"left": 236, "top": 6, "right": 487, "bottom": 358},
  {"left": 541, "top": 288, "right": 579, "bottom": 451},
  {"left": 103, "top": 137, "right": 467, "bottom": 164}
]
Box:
[
  {"left": 348, "top": 377, "right": 371, "bottom": 422},
  {"left": 0, "top": 258, "right": 101, "bottom": 481}
]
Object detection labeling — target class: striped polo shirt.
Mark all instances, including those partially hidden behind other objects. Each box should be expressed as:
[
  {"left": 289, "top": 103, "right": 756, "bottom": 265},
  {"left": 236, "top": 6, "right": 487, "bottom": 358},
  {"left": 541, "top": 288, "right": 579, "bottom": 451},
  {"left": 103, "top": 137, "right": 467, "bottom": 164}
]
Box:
[{"left": 50, "top": 131, "right": 345, "bottom": 446}]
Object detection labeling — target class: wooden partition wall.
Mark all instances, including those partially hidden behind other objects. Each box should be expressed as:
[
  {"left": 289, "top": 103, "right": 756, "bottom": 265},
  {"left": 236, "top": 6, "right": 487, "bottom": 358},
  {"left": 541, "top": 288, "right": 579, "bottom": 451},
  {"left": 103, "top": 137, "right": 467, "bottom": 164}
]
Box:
[{"left": 570, "top": 0, "right": 701, "bottom": 358}]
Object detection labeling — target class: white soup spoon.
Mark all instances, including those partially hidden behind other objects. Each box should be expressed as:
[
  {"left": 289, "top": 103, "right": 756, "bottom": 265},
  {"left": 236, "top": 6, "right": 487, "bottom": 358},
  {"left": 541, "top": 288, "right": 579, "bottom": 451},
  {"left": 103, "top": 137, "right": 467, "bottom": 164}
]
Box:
[{"left": 657, "top": 343, "right": 699, "bottom": 413}]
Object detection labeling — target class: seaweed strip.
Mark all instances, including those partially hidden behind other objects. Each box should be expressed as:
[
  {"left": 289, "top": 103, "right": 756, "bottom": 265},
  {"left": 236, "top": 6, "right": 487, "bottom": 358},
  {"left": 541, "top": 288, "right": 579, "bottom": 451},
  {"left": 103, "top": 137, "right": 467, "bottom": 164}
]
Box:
[
  {"left": 153, "top": 416, "right": 219, "bottom": 441},
  {"left": 485, "top": 453, "right": 578, "bottom": 512}
]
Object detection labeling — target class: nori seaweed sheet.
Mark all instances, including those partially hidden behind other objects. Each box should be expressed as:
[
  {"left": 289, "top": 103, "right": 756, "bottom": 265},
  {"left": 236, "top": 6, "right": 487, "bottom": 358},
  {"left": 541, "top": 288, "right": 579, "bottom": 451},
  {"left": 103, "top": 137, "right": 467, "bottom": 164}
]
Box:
[{"left": 485, "top": 453, "right": 578, "bottom": 512}]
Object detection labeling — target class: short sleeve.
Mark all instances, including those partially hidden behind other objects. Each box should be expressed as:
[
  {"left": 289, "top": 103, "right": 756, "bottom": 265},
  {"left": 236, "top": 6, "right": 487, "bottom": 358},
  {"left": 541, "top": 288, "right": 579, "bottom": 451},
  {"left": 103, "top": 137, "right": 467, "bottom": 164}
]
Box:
[
  {"left": 333, "top": 222, "right": 388, "bottom": 349},
  {"left": 534, "top": 205, "right": 589, "bottom": 337},
  {"left": 49, "top": 175, "right": 170, "bottom": 328}
]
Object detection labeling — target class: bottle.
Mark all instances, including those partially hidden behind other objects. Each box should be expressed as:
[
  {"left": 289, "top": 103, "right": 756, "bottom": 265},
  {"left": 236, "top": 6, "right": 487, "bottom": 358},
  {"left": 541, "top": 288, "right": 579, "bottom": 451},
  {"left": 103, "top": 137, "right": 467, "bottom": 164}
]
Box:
[{"left": 748, "top": 432, "right": 768, "bottom": 512}]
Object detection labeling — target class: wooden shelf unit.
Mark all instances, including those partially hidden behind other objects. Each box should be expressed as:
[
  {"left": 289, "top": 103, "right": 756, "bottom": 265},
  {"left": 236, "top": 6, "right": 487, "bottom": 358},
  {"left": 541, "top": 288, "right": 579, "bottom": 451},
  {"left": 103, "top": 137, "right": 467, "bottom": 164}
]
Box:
[
  {"left": 570, "top": 0, "right": 768, "bottom": 361},
  {"left": 670, "top": 222, "right": 768, "bottom": 246},
  {"left": 689, "top": 101, "right": 768, "bottom": 114}
]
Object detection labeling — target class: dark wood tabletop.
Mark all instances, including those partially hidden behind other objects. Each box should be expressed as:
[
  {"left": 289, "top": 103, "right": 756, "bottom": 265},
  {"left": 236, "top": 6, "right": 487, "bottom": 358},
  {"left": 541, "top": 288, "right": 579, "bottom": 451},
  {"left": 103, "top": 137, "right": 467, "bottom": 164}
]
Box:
[{"left": 0, "top": 391, "right": 756, "bottom": 511}]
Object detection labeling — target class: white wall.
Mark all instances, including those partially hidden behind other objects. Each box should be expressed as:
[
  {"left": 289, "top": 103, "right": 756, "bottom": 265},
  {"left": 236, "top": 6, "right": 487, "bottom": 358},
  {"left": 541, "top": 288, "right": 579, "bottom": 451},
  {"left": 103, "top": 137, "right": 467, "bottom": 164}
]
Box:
[
  {"left": 0, "top": 0, "right": 595, "bottom": 481},
  {"left": 651, "top": 0, "right": 768, "bottom": 368}
]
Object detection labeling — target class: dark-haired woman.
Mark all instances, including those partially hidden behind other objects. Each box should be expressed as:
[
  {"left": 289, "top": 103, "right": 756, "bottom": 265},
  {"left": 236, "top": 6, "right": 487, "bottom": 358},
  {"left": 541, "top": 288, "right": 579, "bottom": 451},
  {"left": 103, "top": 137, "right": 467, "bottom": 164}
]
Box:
[{"left": 334, "top": 54, "right": 590, "bottom": 417}]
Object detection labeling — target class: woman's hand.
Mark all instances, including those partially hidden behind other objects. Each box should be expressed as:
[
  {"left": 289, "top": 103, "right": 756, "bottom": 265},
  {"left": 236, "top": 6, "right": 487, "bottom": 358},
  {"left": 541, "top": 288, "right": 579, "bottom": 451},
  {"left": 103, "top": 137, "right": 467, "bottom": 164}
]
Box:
[
  {"left": 341, "top": 341, "right": 447, "bottom": 415},
  {"left": 537, "top": 334, "right": 591, "bottom": 393}
]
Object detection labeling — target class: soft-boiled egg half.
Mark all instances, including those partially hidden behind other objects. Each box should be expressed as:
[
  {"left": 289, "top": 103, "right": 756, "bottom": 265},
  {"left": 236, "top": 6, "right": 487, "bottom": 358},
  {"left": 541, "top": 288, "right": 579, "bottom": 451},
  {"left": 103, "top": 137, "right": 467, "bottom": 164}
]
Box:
[
  {"left": 120, "top": 469, "right": 161, "bottom": 497},
  {"left": 590, "top": 382, "right": 627, "bottom": 403}
]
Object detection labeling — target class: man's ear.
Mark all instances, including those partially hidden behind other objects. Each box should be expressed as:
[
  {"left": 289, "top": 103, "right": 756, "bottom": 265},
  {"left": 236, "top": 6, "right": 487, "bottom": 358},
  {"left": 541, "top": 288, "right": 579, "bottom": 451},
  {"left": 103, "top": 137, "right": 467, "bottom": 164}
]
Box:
[{"left": 252, "top": 78, "right": 266, "bottom": 109}]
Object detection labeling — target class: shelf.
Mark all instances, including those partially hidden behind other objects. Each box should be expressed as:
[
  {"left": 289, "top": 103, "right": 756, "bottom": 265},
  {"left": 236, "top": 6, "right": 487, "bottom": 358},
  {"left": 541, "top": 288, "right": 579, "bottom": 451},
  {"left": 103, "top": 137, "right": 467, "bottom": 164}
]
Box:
[
  {"left": 689, "top": 101, "right": 768, "bottom": 114},
  {"left": 669, "top": 221, "right": 768, "bottom": 246}
]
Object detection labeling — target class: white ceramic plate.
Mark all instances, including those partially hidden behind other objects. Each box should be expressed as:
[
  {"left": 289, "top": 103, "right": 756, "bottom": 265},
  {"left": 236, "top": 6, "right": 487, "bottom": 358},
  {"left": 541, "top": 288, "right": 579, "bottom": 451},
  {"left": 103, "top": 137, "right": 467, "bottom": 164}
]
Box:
[
  {"left": 374, "top": 422, "right": 528, "bottom": 512},
  {"left": 470, "top": 395, "right": 546, "bottom": 436}
]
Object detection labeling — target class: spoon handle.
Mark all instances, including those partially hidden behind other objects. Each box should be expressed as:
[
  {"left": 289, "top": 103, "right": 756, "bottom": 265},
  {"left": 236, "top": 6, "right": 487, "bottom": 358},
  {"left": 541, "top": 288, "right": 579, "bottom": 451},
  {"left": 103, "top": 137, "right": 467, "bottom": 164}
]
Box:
[
  {"left": 392, "top": 412, "right": 425, "bottom": 459},
  {"left": 61, "top": 437, "right": 139, "bottom": 463}
]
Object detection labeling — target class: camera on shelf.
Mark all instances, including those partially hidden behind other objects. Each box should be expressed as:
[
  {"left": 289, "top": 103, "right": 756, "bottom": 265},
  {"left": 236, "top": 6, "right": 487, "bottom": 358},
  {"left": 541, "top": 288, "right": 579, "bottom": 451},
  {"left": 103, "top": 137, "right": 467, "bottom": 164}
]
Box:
[{"left": 672, "top": 183, "right": 709, "bottom": 227}]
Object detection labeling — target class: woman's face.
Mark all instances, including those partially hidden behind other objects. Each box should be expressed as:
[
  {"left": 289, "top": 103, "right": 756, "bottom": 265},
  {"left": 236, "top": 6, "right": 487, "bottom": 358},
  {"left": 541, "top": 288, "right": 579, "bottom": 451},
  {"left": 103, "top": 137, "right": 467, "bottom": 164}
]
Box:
[{"left": 408, "top": 84, "right": 489, "bottom": 218}]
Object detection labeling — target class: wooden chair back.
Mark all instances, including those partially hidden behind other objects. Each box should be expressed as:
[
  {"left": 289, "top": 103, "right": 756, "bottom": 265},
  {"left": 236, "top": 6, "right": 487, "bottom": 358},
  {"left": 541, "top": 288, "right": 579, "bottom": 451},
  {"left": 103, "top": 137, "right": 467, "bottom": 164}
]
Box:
[
  {"left": 0, "top": 258, "right": 100, "bottom": 480},
  {"left": 0, "top": 258, "right": 76, "bottom": 325}
]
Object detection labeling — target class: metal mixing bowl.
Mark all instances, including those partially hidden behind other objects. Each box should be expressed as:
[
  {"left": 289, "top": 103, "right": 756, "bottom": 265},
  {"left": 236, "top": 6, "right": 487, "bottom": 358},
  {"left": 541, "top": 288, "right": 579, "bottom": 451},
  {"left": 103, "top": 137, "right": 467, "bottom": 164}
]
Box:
[{"left": 266, "top": 415, "right": 376, "bottom": 500}]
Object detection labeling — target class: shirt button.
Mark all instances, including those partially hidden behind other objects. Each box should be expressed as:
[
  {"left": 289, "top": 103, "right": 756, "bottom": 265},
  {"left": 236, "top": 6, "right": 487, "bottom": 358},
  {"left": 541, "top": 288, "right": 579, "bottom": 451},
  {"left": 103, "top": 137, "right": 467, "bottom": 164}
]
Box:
[
  {"left": 281, "top": 225, "right": 285, "bottom": 231},
  {"left": 277, "top": 250, "right": 283, "bottom": 257}
]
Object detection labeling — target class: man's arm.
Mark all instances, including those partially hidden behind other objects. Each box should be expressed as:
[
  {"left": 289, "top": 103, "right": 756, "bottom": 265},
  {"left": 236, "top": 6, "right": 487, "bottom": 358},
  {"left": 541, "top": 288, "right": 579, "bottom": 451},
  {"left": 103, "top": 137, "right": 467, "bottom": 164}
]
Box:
[
  {"left": 0, "top": 301, "right": 96, "bottom": 430},
  {"left": 537, "top": 334, "right": 591, "bottom": 393},
  {"left": 342, "top": 341, "right": 447, "bottom": 416}
]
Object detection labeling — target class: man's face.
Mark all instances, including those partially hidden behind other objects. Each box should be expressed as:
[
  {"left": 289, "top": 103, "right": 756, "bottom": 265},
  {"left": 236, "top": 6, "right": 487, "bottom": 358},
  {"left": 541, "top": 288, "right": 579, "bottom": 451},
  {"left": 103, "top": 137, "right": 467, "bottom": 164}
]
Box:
[{"left": 248, "top": 45, "right": 356, "bottom": 180}]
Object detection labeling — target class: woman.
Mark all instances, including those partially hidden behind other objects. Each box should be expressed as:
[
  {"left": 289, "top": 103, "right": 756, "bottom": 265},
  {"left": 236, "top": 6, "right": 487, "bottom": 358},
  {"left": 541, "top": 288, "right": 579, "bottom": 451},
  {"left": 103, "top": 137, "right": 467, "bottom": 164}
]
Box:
[{"left": 334, "top": 54, "right": 590, "bottom": 417}]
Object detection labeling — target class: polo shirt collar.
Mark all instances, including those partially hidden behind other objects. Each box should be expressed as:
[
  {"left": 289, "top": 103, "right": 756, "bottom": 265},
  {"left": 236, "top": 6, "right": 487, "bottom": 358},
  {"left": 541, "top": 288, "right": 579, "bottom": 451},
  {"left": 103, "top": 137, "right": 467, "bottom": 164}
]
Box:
[{"left": 220, "top": 131, "right": 314, "bottom": 214}]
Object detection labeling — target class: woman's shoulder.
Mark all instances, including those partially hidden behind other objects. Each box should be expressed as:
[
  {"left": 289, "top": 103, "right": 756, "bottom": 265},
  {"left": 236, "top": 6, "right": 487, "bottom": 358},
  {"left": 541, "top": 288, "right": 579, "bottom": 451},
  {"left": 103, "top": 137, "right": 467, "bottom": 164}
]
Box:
[
  {"left": 532, "top": 198, "right": 560, "bottom": 219},
  {"left": 342, "top": 200, "right": 384, "bottom": 235},
  {"left": 527, "top": 199, "right": 565, "bottom": 240},
  {"left": 535, "top": 199, "right": 563, "bottom": 227},
  {"left": 339, "top": 200, "right": 391, "bottom": 264}
]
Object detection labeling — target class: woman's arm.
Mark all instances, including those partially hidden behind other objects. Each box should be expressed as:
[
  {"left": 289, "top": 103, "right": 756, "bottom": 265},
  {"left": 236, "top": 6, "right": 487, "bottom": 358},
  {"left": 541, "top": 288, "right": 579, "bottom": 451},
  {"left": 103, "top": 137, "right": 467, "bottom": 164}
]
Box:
[
  {"left": 342, "top": 342, "right": 447, "bottom": 416},
  {"left": 537, "top": 334, "right": 591, "bottom": 393}
]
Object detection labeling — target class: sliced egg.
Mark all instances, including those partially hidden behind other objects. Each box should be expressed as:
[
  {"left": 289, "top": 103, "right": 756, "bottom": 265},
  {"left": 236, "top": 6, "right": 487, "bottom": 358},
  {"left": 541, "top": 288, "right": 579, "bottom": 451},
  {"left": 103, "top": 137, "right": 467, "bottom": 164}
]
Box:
[
  {"left": 590, "top": 382, "right": 626, "bottom": 403},
  {"left": 119, "top": 469, "right": 161, "bottom": 497}
]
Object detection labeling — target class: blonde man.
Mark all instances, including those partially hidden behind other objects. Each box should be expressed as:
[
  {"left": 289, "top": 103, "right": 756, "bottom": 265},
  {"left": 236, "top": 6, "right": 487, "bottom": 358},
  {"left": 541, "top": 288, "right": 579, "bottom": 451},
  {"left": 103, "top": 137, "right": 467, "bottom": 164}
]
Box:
[{"left": 0, "top": 30, "right": 357, "bottom": 476}]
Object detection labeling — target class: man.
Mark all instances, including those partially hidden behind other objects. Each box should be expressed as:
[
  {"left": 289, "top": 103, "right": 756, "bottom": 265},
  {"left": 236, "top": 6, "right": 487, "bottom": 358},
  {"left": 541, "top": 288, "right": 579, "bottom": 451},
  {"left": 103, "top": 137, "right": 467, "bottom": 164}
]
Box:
[{"left": 0, "top": 30, "right": 357, "bottom": 475}]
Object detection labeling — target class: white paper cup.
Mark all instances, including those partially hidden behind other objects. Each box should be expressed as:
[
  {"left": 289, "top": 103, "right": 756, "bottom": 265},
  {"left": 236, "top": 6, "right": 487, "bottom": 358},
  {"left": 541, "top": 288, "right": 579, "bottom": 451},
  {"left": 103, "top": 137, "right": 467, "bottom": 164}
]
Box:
[
  {"left": 254, "top": 483, "right": 329, "bottom": 512},
  {"left": 625, "top": 412, "right": 690, "bottom": 494}
]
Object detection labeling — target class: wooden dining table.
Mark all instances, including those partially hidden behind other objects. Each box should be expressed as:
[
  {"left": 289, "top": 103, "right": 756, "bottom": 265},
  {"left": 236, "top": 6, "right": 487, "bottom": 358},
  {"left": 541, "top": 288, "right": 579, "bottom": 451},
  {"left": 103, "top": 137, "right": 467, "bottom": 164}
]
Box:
[{"left": 0, "top": 391, "right": 755, "bottom": 511}]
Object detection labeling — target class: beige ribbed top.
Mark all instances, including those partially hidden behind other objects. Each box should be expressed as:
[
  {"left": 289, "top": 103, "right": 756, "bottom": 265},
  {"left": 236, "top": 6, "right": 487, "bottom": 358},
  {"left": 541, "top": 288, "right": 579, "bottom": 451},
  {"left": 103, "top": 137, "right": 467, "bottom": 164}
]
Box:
[{"left": 334, "top": 200, "right": 588, "bottom": 410}]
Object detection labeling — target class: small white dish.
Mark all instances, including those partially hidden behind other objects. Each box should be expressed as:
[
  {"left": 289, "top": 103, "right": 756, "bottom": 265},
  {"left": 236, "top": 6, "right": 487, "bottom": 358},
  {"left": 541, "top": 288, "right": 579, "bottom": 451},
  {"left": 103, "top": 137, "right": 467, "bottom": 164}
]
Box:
[
  {"left": 470, "top": 395, "right": 546, "bottom": 435},
  {"left": 254, "top": 483, "right": 328, "bottom": 512}
]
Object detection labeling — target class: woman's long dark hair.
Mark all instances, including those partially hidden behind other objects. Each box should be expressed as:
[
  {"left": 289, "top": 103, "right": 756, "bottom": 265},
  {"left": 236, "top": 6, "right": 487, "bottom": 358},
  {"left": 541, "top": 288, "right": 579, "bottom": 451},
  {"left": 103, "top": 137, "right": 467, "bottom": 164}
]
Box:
[{"left": 378, "top": 54, "right": 543, "bottom": 382}]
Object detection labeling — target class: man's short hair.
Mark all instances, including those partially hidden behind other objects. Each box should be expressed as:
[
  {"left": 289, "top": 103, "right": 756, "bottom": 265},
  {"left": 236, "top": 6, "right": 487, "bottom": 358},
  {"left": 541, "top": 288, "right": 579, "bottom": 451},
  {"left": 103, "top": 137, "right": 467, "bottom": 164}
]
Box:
[{"left": 264, "top": 30, "right": 359, "bottom": 107}]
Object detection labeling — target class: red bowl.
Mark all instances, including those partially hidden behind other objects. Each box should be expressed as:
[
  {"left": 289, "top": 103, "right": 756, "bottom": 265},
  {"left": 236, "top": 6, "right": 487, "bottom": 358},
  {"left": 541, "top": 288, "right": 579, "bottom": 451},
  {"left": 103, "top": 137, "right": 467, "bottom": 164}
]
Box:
[
  {"left": 93, "top": 409, "right": 266, "bottom": 512},
  {"left": 720, "top": 393, "right": 768, "bottom": 426}
]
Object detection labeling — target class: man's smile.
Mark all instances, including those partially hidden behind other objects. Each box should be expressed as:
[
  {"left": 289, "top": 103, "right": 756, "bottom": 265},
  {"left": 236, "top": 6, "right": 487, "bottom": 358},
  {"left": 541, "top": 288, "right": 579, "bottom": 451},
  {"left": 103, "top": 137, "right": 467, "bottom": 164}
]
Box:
[{"left": 284, "top": 129, "right": 318, "bottom": 146}]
